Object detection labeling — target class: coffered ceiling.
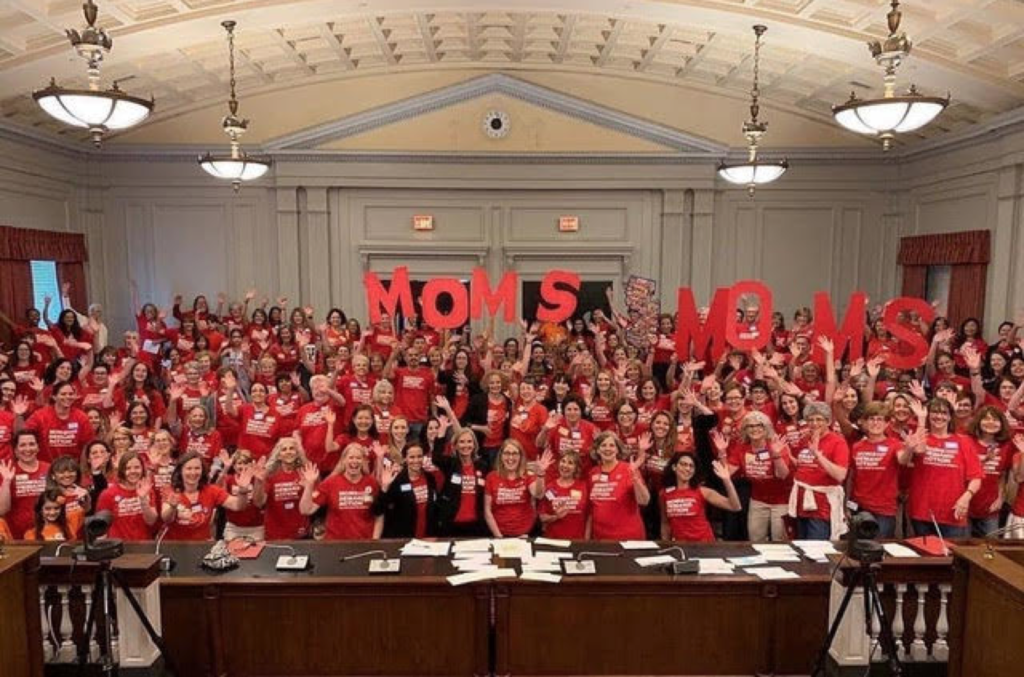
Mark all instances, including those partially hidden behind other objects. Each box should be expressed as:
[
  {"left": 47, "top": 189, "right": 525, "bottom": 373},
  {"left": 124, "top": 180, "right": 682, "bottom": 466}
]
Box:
[{"left": 1, "top": 0, "right": 1023, "bottom": 148}]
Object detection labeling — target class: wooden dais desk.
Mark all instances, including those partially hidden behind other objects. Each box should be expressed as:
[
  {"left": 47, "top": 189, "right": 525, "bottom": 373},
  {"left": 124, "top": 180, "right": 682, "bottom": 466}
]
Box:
[{"left": 0, "top": 545, "right": 44, "bottom": 677}]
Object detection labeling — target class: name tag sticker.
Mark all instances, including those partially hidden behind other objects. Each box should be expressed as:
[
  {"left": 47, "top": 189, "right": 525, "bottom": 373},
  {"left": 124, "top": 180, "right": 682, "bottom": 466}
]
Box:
[
  {"left": 451, "top": 475, "right": 463, "bottom": 485},
  {"left": 400, "top": 483, "right": 412, "bottom": 492}
]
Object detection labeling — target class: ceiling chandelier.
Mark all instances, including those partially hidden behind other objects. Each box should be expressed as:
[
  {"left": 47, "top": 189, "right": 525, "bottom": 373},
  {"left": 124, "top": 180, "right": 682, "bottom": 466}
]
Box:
[
  {"left": 198, "top": 20, "right": 271, "bottom": 191},
  {"left": 832, "top": 0, "right": 949, "bottom": 150},
  {"left": 33, "top": 0, "right": 153, "bottom": 147},
  {"left": 717, "top": 25, "right": 788, "bottom": 197}
]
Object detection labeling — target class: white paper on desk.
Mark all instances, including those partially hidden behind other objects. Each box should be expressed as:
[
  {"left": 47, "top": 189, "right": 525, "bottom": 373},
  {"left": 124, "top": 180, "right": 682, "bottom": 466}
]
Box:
[
  {"left": 620, "top": 540, "right": 660, "bottom": 550},
  {"left": 447, "top": 568, "right": 518, "bottom": 586},
  {"left": 635, "top": 555, "right": 678, "bottom": 568},
  {"left": 401, "top": 539, "right": 451, "bottom": 557},
  {"left": 697, "top": 559, "right": 737, "bottom": 575},
  {"left": 532, "top": 550, "right": 574, "bottom": 560},
  {"left": 520, "top": 571, "right": 562, "bottom": 584},
  {"left": 728, "top": 555, "right": 768, "bottom": 567},
  {"left": 534, "top": 537, "right": 571, "bottom": 548},
  {"left": 753, "top": 544, "right": 798, "bottom": 555},
  {"left": 793, "top": 540, "right": 838, "bottom": 553},
  {"left": 452, "top": 539, "right": 492, "bottom": 553},
  {"left": 883, "top": 543, "right": 921, "bottom": 558},
  {"left": 745, "top": 566, "right": 800, "bottom": 580},
  {"left": 520, "top": 562, "right": 562, "bottom": 573},
  {"left": 493, "top": 538, "right": 533, "bottom": 559},
  {"left": 762, "top": 553, "right": 802, "bottom": 563}
]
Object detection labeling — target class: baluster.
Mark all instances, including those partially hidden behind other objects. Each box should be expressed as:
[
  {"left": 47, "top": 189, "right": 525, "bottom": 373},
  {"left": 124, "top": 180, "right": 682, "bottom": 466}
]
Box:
[
  {"left": 57, "top": 585, "right": 76, "bottom": 662},
  {"left": 932, "top": 583, "right": 951, "bottom": 662},
  {"left": 868, "top": 583, "right": 883, "bottom": 662},
  {"left": 81, "top": 584, "right": 101, "bottom": 662},
  {"left": 893, "top": 583, "right": 908, "bottom": 662},
  {"left": 39, "top": 588, "right": 53, "bottom": 662},
  {"left": 911, "top": 583, "right": 929, "bottom": 662}
]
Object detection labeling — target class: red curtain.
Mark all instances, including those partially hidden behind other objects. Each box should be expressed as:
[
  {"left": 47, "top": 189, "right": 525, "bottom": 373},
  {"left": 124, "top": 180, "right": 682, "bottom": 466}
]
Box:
[
  {"left": 897, "top": 230, "right": 990, "bottom": 265},
  {"left": 0, "top": 226, "right": 88, "bottom": 263},
  {"left": 947, "top": 263, "right": 988, "bottom": 327},
  {"left": 901, "top": 266, "right": 927, "bottom": 299},
  {"left": 57, "top": 262, "right": 88, "bottom": 311},
  {"left": 0, "top": 260, "right": 33, "bottom": 345}
]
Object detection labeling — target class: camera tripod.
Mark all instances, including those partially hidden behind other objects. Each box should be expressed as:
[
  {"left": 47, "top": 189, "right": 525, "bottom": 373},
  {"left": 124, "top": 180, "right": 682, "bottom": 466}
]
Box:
[
  {"left": 810, "top": 560, "right": 903, "bottom": 677},
  {"left": 76, "top": 559, "right": 177, "bottom": 677}
]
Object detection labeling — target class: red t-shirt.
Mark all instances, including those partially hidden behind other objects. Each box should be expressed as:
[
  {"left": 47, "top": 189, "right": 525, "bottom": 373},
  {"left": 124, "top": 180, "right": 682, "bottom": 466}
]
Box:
[
  {"left": 661, "top": 485, "right": 714, "bottom": 542},
  {"left": 791, "top": 432, "right": 850, "bottom": 520},
  {"left": 453, "top": 462, "right": 485, "bottom": 524},
  {"left": 236, "top": 405, "right": 283, "bottom": 460},
  {"left": 225, "top": 475, "right": 263, "bottom": 528},
  {"left": 588, "top": 462, "right": 645, "bottom": 540},
  {"left": 24, "top": 406, "right": 95, "bottom": 463},
  {"left": 312, "top": 474, "right": 380, "bottom": 540},
  {"left": 392, "top": 367, "right": 435, "bottom": 424},
  {"left": 295, "top": 402, "right": 344, "bottom": 472},
  {"left": 539, "top": 479, "right": 588, "bottom": 539},
  {"left": 510, "top": 402, "right": 547, "bottom": 460},
  {"left": 485, "top": 472, "right": 536, "bottom": 537},
  {"left": 336, "top": 375, "right": 377, "bottom": 424},
  {"left": 968, "top": 438, "right": 1013, "bottom": 519},
  {"left": 178, "top": 429, "right": 223, "bottom": 462},
  {"left": 263, "top": 470, "right": 308, "bottom": 540},
  {"left": 730, "top": 443, "right": 794, "bottom": 505},
  {"left": 164, "top": 485, "right": 229, "bottom": 541},
  {"left": 849, "top": 437, "right": 902, "bottom": 517},
  {"left": 4, "top": 461, "right": 50, "bottom": 538},
  {"left": 411, "top": 475, "right": 430, "bottom": 538},
  {"left": 588, "top": 397, "right": 616, "bottom": 431},
  {"left": 96, "top": 484, "right": 156, "bottom": 541},
  {"left": 482, "top": 397, "right": 509, "bottom": 448},
  {"left": 906, "top": 434, "right": 984, "bottom": 526},
  {"left": 0, "top": 411, "right": 13, "bottom": 461},
  {"left": 79, "top": 382, "right": 116, "bottom": 416},
  {"left": 546, "top": 419, "right": 597, "bottom": 471}
]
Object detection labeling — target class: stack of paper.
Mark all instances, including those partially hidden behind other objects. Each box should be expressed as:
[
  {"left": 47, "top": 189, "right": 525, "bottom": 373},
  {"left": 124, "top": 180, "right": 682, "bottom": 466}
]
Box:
[
  {"left": 620, "top": 540, "right": 660, "bottom": 550},
  {"left": 695, "top": 558, "right": 737, "bottom": 575},
  {"left": 447, "top": 568, "right": 518, "bottom": 586},
  {"left": 635, "top": 554, "right": 677, "bottom": 568},
  {"left": 882, "top": 543, "right": 920, "bottom": 558},
  {"left": 753, "top": 544, "right": 802, "bottom": 562},
  {"left": 727, "top": 554, "right": 768, "bottom": 567},
  {"left": 493, "top": 538, "right": 533, "bottom": 559},
  {"left": 534, "top": 537, "right": 571, "bottom": 548},
  {"left": 521, "top": 550, "right": 572, "bottom": 573},
  {"left": 452, "top": 539, "right": 492, "bottom": 555},
  {"left": 744, "top": 566, "right": 800, "bottom": 581},
  {"left": 401, "top": 539, "right": 452, "bottom": 557},
  {"left": 793, "top": 540, "right": 838, "bottom": 562}
]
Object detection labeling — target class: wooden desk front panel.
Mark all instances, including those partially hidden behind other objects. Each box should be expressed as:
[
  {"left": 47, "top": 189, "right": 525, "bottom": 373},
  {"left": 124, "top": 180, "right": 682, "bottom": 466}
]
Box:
[
  {"left": 496, "top": 580, "right": 828, "bottom": 676},
  {"left": 163, "top": 582, "right": 489, "bottom": 677},
  {"left": 0, "top": 546, "right": 44, "bottom": 677}
]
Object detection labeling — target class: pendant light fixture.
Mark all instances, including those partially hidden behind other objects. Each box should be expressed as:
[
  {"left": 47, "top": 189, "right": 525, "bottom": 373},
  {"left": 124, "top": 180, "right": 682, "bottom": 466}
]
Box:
[
  {"left": 198, "top": 20, "right": 271, "bottom": 191},
  {"left": 33, "top": 0, "right": 154, "bottom": 147},
  {"left": 717, "top": 25, "right": 788, "bottom": 197},
  {"left": 832, "top": 0, "right": 949, "bottom": 150}
]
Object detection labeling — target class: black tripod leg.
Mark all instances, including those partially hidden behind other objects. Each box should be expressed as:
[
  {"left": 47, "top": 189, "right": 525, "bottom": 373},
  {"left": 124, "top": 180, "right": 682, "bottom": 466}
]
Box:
[
  {"left": 108, "top": 568, "right": 178, "bottom": 677},
  {"left": 77, "top": 582, "right": 101, "bottom": 669},
  {"left": 866, "top": 577, "right": 904, "bottom": 677},
  {"left": 811, "top": 569, "right": 862, "bottom": 677}
]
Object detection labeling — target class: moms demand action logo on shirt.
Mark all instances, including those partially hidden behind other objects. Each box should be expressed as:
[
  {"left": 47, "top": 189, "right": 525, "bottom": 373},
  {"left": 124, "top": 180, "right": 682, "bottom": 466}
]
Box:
[{"left": 366, "top": 267, "right": 938, "bottom": 368}]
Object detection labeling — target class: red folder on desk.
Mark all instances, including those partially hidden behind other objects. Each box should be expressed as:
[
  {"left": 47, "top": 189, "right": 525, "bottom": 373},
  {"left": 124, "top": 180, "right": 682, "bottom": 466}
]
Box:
[
  {"left": 904, "top": 536, "right": 954, "bottom": 557},
  {"left": 228, "top": 539, "right": 265, "bottom": 559}
]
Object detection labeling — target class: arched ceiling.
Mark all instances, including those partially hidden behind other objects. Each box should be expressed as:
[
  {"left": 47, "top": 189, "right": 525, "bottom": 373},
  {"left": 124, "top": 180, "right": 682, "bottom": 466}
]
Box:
[{"left": 1, "top": 0, "right": 1023, "bottom": 149}]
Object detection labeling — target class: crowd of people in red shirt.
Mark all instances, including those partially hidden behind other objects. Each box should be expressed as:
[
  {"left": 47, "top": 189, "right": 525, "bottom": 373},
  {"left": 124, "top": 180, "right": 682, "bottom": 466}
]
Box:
[{"left": 1, "top": 281, "right": 1023, "bottom": 544}]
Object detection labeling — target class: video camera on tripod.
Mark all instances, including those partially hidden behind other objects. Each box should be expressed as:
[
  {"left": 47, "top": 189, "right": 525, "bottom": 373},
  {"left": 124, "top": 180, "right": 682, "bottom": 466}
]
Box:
[{"left": 74, "top": 510, "right": 124, "bottom": 562}]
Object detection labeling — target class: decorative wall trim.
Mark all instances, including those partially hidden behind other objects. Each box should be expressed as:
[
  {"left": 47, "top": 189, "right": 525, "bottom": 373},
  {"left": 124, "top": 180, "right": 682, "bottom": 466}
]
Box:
[{"left": 263, "top": 73, "right": 727, "bottom": 154}]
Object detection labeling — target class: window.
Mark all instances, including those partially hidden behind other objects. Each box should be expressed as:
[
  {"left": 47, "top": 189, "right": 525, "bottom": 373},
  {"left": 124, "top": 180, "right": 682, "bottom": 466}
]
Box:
[
  {"left": 30, "top": 260, "right": 62, "bottom": 327},
  {"left": 925, "top": 265, "right": 951, "bottom": 314}
]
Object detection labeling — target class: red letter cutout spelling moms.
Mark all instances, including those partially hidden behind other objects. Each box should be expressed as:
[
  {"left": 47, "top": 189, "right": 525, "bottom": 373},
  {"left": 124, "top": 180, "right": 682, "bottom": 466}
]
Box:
[
  {"left": 421, "top": 278, "right": 469, "bottom": 329},
  {"left": 812, "top": 291, "right": 868, "bottom": 362},
  {"left": 365, "top": 266, "right": 415, "bottom": 325},
  {"left": 882, "top": 297, "right": 935, "bottom": 369},
  {"left": 471, "top": 268, "right": 518, "bottom": 323},
  {"left": 536, "top": 270, "right": 580, "bottom": 323},
  {"left": 675, "top": 287, "right": 731, "bottom": 362}
]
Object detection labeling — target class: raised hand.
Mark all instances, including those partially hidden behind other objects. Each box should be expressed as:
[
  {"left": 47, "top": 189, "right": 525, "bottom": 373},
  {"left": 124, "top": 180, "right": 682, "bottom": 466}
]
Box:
[
  {"left": 168, "top": 383, "right": 185, "bottom": 401},
  {"left": 535, "top": 449, "right": 555, "bottom": 475},
  {"left": 436, "top": 415, "right": 451, "bottom": 438},
  {"left": 11, "top": 395, "right": 29, "bottom": 417},
  {"left": 253, "top": 457, "right": 268, "bottom": 482},
  {"left": 28, "top": 376, "right": 44, "bottom": 393},
  {"left": 711, "top": 459, "right": 731, "bottom": 481},
  {"left": 235, "top": 466, "right": 255, "bottom": 489},
  {"left": 961, "top": 343, "right": 982, "bottom": 371},
  {"left": 136, "top": 475, "right": 153, "bottom": 498},
  {"left": 434, "top": 395, "right": 451, "bottom": 413},
  {"left": 198, "top": 381, "right": 211, "bottom": 398},
  {"left": 222, "top": 372, "right": 238, "bottom": 391},
  {"left": 300, "top": 462, "right": 320, "bottom": 487},
  {"left": 0, "top": 459, "right": 15, "bottom": 483},
  {"left": 218, "top": 449, "right": 232, "bottom": 467},
  {"left": 1014, "top": 433, "right": 1024, "bottom": 454},
  {"left": 544, "top": 410, "right": 561, "bottom": 430},
  {"left": 638, "top": 432, "right": 653, "bottom": 453},
  {"left": 380, "top": 463, "right": 400, "bottom": 491},
  {"left": 323, "top": 407, "right": 336, "bottom": 427},
  {"left": 371, "top": 442, "right": 388, "bottom": 462},
  {"left": 710, "top": 430, "right": 729, "bottom": 454}
]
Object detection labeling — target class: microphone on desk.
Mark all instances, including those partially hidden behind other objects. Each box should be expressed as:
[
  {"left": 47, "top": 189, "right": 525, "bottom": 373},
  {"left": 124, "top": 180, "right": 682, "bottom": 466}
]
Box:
[
  {"left": 155, "top": 526, "right": 175, "bottom": 572},
  {"left": 657, "top": 546, "right": 698, "bottom": 575},
  {"left": 564, "top": 550, "right": 619, "bottom": 575},
  {"left": 981, "top": 524, "right": 1023, "bottom": 560},
  {"left": 263, "top": 543, "right": 310, "bottom": 571},
  {"left": 343, "top": 549, "right": 401, "bottom": 574}
]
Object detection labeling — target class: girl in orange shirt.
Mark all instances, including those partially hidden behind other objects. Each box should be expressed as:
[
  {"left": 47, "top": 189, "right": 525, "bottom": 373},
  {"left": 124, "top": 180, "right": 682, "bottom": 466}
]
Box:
[{"left": 25, "top": 488, "right": 75, "bottom": 541}]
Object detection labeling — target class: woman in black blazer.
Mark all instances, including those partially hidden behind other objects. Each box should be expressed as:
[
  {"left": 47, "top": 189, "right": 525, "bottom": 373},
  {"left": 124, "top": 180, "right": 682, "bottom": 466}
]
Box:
[
  {"left": 431, "top": 427, "right": 490, "bottom": 537},
  {"left": 462, "top": 371, "right": 513, "bottom": 467},
  {"left": 374, "top": 442, "right": 439, "bottom": 538}
]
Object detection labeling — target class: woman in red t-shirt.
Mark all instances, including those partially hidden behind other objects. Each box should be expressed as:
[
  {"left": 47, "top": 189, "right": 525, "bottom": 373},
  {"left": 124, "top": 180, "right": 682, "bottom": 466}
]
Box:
[
  {"left": 898, "top": 398, "right": 982, "bottom": 538},
  {"left": 484, "top": 439, "right": 551, "bottom": 538},
  {"left": 538, "top": 450, "right": 588, "bottom": 539},
  {"left": 0, "top": 430, "right": 52, "bottom": 538},
  {"left": 95, "top": 452, "right": 159, "bottom": 540},
  {"left": 465, "top": 371, "right": 512, "bottom": 464},
  {"left": 723, "top": 411, "right": 793, "bottom": 542},
  {"left": 586, "top": 431, "right": 649, "bottom": 540},
  {"left": 224, "top": 378, "right": 283, "bottom": 460},
  {"left": 252, "top": 437, "right": 310, "bottom": 540},
  {"left": 220, "top": 449, "right": 266, "bottom": 541},
  {"left": 124, "top": 401, "right": 156, "bottom": 455},
  {"left": 1008, "top": 434, "right": 1024, "bottom": 538},
  {"left": 160, "top": 452, "right": 253, "bottom": 541},
  {"left": 787, "top": 401, "right": 849, "bottom": 540},
  {"left": 660, "top": 455, "right": 740, "bottom": 542},
  {"left": 300, "top": 445, "right": 383, "bottom": 540},
  {"left": 143, "top": 429, "right": 176, "bottom": 493},
  {"left": 635, "top": 378, "right": 669, "bottom": 427},
  {"left": 585, "top": 370, "right": 619, "bottom": 432},
  {"left": 965, "top": 406, "right": 1013, "bottom": 537}
]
